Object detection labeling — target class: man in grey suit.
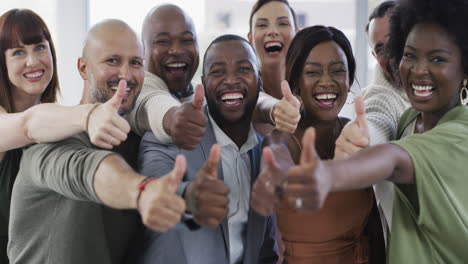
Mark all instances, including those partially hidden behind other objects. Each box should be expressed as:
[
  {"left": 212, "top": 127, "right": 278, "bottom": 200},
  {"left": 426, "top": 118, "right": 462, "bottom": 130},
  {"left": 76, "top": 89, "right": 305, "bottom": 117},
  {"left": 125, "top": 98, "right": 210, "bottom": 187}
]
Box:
[{"left": 138, "top": 34, "right": 278, "bottom": 264}]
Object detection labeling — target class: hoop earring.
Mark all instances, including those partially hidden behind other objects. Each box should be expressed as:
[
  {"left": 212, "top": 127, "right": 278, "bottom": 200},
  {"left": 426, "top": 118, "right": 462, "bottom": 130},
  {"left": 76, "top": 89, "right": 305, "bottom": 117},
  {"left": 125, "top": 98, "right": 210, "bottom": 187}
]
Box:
[{"left": 461, "top": 79, "right": 468, "bottom": 106}]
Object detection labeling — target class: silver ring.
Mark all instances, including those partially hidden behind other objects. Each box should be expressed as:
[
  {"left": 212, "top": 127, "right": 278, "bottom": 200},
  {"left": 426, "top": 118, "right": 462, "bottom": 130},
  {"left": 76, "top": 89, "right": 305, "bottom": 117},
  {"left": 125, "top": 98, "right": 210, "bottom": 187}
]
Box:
[
  {"left": 265, "top": 180, "right": 271, "bottom": 188},
  {"left": 295, "top": 198, "right": 302, "bottom": 209}
]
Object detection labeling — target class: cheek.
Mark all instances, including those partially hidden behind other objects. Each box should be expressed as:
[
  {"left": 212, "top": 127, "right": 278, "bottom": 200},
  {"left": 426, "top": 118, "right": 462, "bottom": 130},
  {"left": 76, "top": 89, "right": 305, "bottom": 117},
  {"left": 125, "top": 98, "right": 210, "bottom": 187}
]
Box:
[{"left": 399, "top": 61, "right": 410, "bottom": 84}]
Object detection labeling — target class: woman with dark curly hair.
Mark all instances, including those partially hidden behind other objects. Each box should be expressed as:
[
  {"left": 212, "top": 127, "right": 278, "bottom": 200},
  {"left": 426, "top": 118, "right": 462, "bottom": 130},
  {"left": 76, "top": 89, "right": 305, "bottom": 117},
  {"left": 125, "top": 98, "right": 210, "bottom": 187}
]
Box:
[
  {"left": 250, "top": 25, "right": 386, "bottom": 263},
  {"left": 275, "top": 0, "right": 468, "bottom": 262}
]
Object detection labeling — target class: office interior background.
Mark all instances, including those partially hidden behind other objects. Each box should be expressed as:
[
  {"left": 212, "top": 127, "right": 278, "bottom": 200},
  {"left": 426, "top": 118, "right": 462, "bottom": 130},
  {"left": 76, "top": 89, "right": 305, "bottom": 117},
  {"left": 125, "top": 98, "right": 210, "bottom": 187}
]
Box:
[{"left": 1, "top": 0, "right": 384, "bottom": 118}]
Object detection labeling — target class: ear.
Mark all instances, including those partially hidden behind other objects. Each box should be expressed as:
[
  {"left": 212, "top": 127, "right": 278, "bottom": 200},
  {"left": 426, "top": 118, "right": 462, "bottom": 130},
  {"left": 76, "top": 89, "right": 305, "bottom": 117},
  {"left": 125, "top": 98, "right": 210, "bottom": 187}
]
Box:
[
  {"left": 247, "top": 32, "right": 253, "bottom": 44},
  {"left": 77, "top": 57, "right": 88, "bottom": 80}
]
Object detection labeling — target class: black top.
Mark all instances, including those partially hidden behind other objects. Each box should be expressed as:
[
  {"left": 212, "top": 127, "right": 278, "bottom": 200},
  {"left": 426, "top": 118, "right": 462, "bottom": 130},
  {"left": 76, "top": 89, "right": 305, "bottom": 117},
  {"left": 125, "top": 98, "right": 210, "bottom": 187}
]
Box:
[{"left": 0, "top": 148, "right": 22, "bottom": 264}]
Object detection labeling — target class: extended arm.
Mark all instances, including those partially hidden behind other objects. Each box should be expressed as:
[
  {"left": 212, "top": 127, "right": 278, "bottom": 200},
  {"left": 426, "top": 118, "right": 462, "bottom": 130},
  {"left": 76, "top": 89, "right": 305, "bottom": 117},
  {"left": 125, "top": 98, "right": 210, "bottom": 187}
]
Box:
[
  {"left": 0, "top": 103, "right": 95, "bottom": 152},
  {"left": 0, "top": 81, "right": 132, "bottom": 154},
  {"left": 288, "top": 128, "right": 415, "bottom": 211}
]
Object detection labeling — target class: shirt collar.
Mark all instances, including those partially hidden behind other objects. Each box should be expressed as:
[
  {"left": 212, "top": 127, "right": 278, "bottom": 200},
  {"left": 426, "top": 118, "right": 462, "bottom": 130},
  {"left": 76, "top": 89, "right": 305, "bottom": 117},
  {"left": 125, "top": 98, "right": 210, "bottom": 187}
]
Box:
[{"left": 208, "top": 110, "right": 258, "bottom": 153}]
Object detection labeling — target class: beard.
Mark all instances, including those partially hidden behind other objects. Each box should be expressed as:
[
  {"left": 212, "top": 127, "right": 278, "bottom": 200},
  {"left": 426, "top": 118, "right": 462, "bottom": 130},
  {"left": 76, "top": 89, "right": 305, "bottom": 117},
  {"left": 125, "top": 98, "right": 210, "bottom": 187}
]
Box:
[
  {"left": 206, "top": 89, "right": 259, "bottom": 126},
  {"left": 90, "top": 79, "right": 139, "bottom": 116}
]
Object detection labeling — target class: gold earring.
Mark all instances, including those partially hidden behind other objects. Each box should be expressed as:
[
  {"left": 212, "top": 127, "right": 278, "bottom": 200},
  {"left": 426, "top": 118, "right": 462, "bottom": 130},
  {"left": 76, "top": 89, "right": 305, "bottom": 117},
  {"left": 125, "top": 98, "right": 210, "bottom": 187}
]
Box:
[{"left": 461, "top": 79, "right": 468, "bottom": 106}]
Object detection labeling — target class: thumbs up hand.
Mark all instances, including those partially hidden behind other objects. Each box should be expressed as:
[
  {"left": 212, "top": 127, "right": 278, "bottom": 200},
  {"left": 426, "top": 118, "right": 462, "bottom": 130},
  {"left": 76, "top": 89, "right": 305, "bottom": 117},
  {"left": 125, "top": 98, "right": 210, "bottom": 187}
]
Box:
[
  {"left": 271, "top": 80, "right": 301, "bottom": 133},
  {"left": 164, "top": 84, "right": 208, "bottom": 150},
  {"left": 87, "top": 79, "right": 131, "bottom": 149},
  {"left": 334, "top": 96, "right": 370, "bottom": 159},
  {"left": 250, "top": 144, "right": 292, "bottom": 216},
  {"left": 139, "top": 155, "right": 187, "bottom": 232},
  {"left": 286, "top": 128, "right": 332, "bottom": 211},
  {"left": 184, "top": 144, "right": 229, "bottom": 228}
]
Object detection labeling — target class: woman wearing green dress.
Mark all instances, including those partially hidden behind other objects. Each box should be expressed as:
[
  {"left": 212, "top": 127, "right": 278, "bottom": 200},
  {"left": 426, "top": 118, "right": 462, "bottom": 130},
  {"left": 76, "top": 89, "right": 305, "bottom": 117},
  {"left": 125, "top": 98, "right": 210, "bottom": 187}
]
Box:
[{"left": 256, "top": 0, "right": 468, "bottom": 262}]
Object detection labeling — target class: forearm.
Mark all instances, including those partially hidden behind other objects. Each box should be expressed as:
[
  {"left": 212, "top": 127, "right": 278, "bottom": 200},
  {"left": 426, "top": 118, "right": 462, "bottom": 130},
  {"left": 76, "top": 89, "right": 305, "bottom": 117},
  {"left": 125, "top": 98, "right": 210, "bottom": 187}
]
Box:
[
  {"left": 253, "top": 92, "right": 277, "bottom": 125},
  {"left": 94, "top": 154, "right": 146, "bottom": 209},
  {"left": 329, "top": 143, "right": 415, "bottom": 191},
  {"left": 0, "top": 103, "right": 93, "bottom": 152},
  {"left": 25, "top": 103, "right": 93, "bottom": 143}
]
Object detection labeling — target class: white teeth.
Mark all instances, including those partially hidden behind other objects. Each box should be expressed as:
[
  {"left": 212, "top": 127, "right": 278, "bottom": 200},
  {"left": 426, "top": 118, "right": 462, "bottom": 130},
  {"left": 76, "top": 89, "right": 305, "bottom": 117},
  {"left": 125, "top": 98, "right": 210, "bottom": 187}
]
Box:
[
  {"left": 110, "top": 86, "right": 131, "bottom": 92},
  {"left": 315, "top": 93, "right": 337, "bottom": 100},
  {"left": 25, "top": 71, "right": 43, "bottom": 78},
  {"left": 265, "top": 42, "right": 282, "bottom": 48},
  {"left": 167, "top": 62, "right": 187, "bottom": 68},
  {"left": 412, "top": 84, "right": 434, "bottom": 91},
  {"left": 221, "top": 93, "right": 243, "bottom": 100}
]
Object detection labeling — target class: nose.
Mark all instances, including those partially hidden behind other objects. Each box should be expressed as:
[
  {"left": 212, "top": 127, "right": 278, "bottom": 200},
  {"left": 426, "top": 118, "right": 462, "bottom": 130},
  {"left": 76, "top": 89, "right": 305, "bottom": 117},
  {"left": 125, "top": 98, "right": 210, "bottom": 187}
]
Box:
[
  {"left": 412, "top": 60, "right": 429, "bottom": 76},
  {"left": 267, "top": 25, "right": 279, "bottom": 37},
  {"left": 168, "top": 41, "right": 182, "bottom": 55},
  {"left": 223, "top": 71, "right": 240, "bottom": 85},
  {"left": 118, "top": 63, "right": 132, "bottom": 81},
  {"left": 26, "top": 53, "right": 39, "bottom": 67},
  {"left": 318, "top": 72, "right": 334, "bottom": 88}
]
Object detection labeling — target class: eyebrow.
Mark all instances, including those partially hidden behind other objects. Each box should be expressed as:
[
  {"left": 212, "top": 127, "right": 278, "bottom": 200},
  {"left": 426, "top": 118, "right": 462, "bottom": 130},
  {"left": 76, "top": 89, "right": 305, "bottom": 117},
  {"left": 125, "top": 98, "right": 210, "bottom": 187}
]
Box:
[
  {"left": 405, "top": 45, "right": 452, "bottom": 55},
  {"left": 154, "top": 31, "right": 194, "bottom": 38},
  {"left": 305, "top": 61, "right": 345, "bottom": 66}
]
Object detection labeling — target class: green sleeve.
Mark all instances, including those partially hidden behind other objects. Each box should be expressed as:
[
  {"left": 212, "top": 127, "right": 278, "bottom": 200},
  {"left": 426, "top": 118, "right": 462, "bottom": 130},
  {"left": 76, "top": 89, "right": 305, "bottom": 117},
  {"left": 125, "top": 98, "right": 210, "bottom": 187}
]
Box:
[{"left": 22, "top": 133, "right": 114, "bottom": 203}]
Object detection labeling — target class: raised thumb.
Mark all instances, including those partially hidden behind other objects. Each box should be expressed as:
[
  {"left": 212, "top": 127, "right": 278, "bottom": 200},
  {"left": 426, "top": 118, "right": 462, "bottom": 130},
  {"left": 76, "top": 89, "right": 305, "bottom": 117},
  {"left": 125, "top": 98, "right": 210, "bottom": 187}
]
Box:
[
  {"left": 354, "top": 96, "right": 369, "bottom": 136},
  {"left": 169, "top": 155, "right": 186, "bottom": 192},
  {"left": 300, "top": 127, "right": 319, "bottom": 165},
  {"left": 281, "top": 80, "right": 300, "bottom": 110},
  {"left": 192, "top": 84, "right": 205, "bottom": 111},
  {"left": 108, "top": 79, "right": 127, "bottom": 111},
  {"left": 199, "top": 144, "right": 220, "bottom": 180}
]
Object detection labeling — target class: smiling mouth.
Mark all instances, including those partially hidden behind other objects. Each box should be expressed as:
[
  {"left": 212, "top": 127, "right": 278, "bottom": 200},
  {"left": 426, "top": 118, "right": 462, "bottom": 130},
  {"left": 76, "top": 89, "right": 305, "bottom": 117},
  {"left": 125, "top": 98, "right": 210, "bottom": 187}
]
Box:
[
  {"left": 24, "top": 70, "right": 44, "bottom": 80},
  {"left": 314, "top": 93, "right": 338, "bottom": 108},
  {"left": 165, "top": 62, "right": 188, "bottom": 75},
  {"left": 220, "top": 92, "right": 244, "bottom": 107},
  {"left": 264, "top": 42, "right": 283, "bottom": 55},
  {"left": 412, "top": 84, "right": 434, "bottom": 98}
]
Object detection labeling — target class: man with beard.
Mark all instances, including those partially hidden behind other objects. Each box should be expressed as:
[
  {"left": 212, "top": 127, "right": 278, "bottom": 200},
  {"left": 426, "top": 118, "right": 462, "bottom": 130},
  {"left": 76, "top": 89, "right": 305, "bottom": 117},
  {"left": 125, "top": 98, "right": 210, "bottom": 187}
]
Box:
[
  {"left": 137, "top": 35, "right": 278, "bottom": 264},
  {"left": 128, "top": 4, "right": 300, "bottom": 150},
  {"left": 8, "top": 20, "right": 187, "bottom": 264}
]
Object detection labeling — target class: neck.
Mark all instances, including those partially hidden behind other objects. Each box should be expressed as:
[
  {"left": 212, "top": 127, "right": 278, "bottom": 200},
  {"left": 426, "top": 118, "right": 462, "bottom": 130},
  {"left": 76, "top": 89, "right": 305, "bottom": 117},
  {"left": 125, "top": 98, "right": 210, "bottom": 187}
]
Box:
[
  {"left": 417, "top": 102, "right": 460, "bottom": 133},
  {"left": 12, "top": 89, "right": 41, "bottom": 112},
  {"left": 80, "top": 82, "right": 95, "bottom": 105},
  {"left": 173, "top": 83, "right": 194, "bottom": 99},
  {"left": 214, "top": 116, "right": 252, "bottom": 149},
  {"left": 296, "top": 116, "right": 341, "bottom": 160},
  {"left": 261, "top": 62, "right": 285, "bottom": 99}
]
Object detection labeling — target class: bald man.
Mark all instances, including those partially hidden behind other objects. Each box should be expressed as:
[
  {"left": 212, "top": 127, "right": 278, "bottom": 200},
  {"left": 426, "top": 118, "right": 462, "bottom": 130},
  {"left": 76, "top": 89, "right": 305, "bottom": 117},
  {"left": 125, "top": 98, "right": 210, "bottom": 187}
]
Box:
[
  {"left": 128, "top": 4, "right": 300, "bottom": 150},
  {"left": 8, "top": 20, "right": 186, "bottom": 264}
]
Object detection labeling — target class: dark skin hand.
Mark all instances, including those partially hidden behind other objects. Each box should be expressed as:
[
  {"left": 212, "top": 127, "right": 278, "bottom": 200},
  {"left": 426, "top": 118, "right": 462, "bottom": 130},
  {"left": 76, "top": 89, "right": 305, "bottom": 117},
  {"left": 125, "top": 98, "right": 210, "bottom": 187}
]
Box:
[
  {"left": 250, "top": 132, "right": 295, "bottom": 216},
  {"left": 286, "top": 127, "right": 415, "bottom": 211},
  {"left": 163, "top": 84, "right": 208, "bottom": 150},
  {"left": 184, "top": 144, "right": 229, "bottom": 227}
]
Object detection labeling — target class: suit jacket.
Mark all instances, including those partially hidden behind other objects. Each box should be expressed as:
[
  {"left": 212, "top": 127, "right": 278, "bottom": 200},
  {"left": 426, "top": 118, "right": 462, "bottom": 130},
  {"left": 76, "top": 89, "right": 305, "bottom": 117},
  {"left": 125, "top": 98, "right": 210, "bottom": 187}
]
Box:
[{"left": 137, "top": 110, "right": 278, "bottom": 264}]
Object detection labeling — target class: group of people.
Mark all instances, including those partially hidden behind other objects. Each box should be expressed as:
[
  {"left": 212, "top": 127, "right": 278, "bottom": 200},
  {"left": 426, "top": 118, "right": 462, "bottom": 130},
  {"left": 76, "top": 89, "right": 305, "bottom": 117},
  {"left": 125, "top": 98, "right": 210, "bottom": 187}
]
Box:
[{"left": 1, "top": 0, "right": 467, "bottom": 263}]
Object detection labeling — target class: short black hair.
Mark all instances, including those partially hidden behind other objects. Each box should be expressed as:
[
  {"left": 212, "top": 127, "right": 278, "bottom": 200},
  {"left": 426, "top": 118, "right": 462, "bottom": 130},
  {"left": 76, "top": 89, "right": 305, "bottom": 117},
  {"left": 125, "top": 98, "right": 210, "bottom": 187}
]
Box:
[
  {"left": 249, "top": 0, "right": 298, "bottom": 32},
  {"left": 202, "top": 34, "right": 258, "bottom": 76},
  {"left": 285, "top": 25, "right": 356, "bottom": 96},
  {"left": 365, "top": 1, "right": 396, "bottom": 33},
  {"left": 387, "top": 0, "right": 468, "bottom": 75}
]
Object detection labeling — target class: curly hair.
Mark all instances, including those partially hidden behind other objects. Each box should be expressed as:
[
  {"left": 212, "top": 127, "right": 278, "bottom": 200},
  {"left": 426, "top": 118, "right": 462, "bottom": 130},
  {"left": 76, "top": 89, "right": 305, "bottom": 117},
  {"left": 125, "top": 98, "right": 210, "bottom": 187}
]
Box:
[
  {"left": 386, "top": 0, "right": 468, "bottom": 75},
  {"left": 285, "top": 25, "right": 356, "bottom": 96}
]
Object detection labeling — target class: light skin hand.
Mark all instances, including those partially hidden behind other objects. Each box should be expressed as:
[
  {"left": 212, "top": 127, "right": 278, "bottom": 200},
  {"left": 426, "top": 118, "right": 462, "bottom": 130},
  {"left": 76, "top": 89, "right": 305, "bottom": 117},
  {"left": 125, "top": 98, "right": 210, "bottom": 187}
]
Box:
[
  {"left": 334, "top": 96, "right": 370, "bottom": 159},
  {"left": 272, "top": 80, "right": 301, "bottom": 133},
  {"left": 87, "top": 79, "right": 131, "bottom": 149},
  {"left": 139, "top": 155, "right": 187, "bottom": 232},
  {"left": 286, "top": 128, "right": 333, "bottom": 211},
  {"left": 184, "top": 144, "right": 229, "bottom": 228},
  {"left": 163, "top": 84, "right": 208, "bottom": 150}
]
